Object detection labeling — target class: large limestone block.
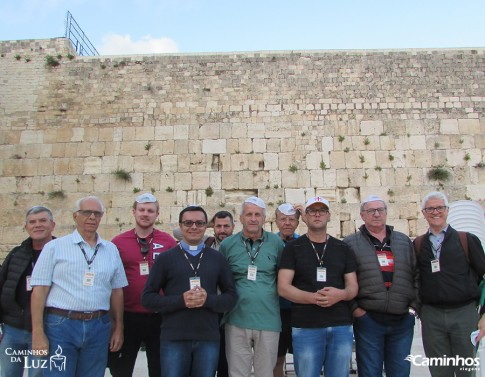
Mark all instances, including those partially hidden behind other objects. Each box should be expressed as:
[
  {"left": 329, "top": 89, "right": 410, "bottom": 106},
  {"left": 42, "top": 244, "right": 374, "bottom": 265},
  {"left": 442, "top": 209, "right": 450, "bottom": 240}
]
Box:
[
  {"left": 134, "top": 156, "right": 162, "bottom": 173},
  {"left": 202, "top": 139, "right": 226, "bottom": 154},
  {"left": 20, "top": 130, "right": 43, "bottom": 144},
  {"left": 360, "top": 120, "right": 383, "bottom": 136}
]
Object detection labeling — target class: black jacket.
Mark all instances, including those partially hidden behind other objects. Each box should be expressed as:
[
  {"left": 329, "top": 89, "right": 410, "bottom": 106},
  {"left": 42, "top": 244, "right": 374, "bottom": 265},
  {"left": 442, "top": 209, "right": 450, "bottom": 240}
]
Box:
[
  {"left": 417, "top": 226, "right": 485, "bottom": 308},
  {"left": 0, "top": 238, "right": 38, "bottom": 330}
]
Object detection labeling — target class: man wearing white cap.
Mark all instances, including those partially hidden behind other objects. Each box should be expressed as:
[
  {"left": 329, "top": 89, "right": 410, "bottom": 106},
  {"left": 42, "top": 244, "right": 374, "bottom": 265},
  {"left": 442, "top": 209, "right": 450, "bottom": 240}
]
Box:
[
  {"left": 278, "top": 197, "right": 358, "bottom": 377},
  {"left": 109, "top": 193, "right": 177, "bottom": 377},
  {"left": 273, "top": 203, "right": 300, "bottom": 377},
  {"left": 220, "top": 196, "right": 285, "bottom": 377},
  {"left": 343, "top": 195, "right": 417, "bottom": 377}
]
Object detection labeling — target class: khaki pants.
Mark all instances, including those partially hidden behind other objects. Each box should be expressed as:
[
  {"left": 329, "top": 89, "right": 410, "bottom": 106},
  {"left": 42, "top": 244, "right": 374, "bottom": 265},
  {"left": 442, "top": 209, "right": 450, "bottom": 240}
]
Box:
[{"left": 225, "top": 324, "right": 279, "bottom": 377}]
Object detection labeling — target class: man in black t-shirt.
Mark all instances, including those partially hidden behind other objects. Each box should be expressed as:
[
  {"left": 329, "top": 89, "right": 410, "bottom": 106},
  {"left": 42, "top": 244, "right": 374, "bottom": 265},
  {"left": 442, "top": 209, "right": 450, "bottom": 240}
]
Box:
[{"left": 278, "top": 197, "right": 358, "bottom": 377}]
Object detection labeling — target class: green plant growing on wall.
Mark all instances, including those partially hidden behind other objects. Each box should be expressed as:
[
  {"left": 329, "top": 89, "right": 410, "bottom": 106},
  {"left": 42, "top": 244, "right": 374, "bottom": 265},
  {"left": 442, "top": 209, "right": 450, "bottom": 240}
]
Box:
[
  {"left": 14, "top": 54, "right": 21, "bottom": 60},
  {"left": 166, "top": 187, "right": 174, "bottom": 192},
  {"left": 387, "top": 189, "right": 395, "bottom": 197},
  {"left": 45, "top": 55, "right": 60, "bottom": 67},
  {"left": 133, "top": 187, "right": 141, "bottom": 193},
  {"left": 375, "top": 166, "right": 382, "bottom": 171},
  {"left": 388, "top": 154, "right": 395, "bottom": 161},
  {"left": 56, "top": 54, "right": 63, "bottom": 60},
  {"left": 359, "top": 155, "right": 365, "bottom": 163},
  {"left": 289, "top": 164, "right": 298, "bottom": 173},
  {"left": 145, "top": 142, "right": 152, "bottom": 151},
  {"left": 464, "top": 153, "right": 471, "bottom": 161},
  {"left": 67, "top": 53, "right": 75, "bottom": 60},
  {"left": 476, "top": 161, "right": 485, "bottom": 168},
  {"left": 320, "top": 160, "right": 327, "bottom": 170},
  {"left": 273, "top": 184, "right": 279, "bottom": 189},
  {"left": 338, "top": 135, "right": 345, "bottom": 142},
  {"left": 48, "top": 190, "right": 65, "bottom": 199},
  {"left": 205, "top": 187, "right": 214, "bottom": 197},
  {"left": 344, "top": 147, "right": 350, "bottom": 153},
  {"left": 151, "top": 188, "right": 156, "bottom": 194},
  {"left": 434, "top": 141, "right": 440, "bottom": 148},
  {"left": 406, "top": 175, "right": 412, "bottom": 184},
  {"left": 364, "top": 137, "right": 370, "bottom": 146},
  {"left": 113, "top": 169, "right": 132, "bottom": 182},
  {"left": 363, "top": 172, "right": 369, "bottom": 180},
  {"left": 341, "top": 198, "right": 347, "bottom": 204},
  {"left": 24, "top": 57, "right": 31, "bottom": 62},
  {"left": 427, "top": 167, "right": 451, "bottom": 181}
]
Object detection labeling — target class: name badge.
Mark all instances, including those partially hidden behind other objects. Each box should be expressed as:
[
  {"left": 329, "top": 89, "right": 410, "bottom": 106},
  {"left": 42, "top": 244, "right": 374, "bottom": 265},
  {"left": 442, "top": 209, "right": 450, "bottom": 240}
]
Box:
[
  {"left": 377, "top": 254, "right": 389, "bottom": 267},
  {"left": 190, "top": 277, "right": 201, "bottom": 290},
  {"left": 431, "top": 259, "right": 440, "bottom": 273},
  {"left": 316, "top": 267, "right": 327, "bottom": 282},
  {"left": 83, "top": 271, "right": 95, "bottom": 286},
  {"left": 26, "top": 276, "right": 32, "bottom": 291},
  {"left": 139, "top": 262, "right": 149, "bottom": 276},
  {"left": 247, "top": 265, "right": 257, "bottom": 281}
]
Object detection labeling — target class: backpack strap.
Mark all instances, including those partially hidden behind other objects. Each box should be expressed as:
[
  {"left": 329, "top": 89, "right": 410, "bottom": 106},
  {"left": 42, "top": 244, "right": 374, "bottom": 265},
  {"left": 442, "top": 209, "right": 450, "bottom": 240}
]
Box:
[
  {"left": 204, "top": 237, "right": 216, "bottom": 248},
  {"left": 414, "top": 231, "right": 468, "bottom": 260}
]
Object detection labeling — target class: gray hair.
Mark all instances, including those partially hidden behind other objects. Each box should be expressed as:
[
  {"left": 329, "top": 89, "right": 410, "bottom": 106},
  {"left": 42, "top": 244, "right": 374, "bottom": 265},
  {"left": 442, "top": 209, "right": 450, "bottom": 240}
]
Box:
[
  {"left": 359, "top": 200, "right": 387, "bottom": 212},
  {"left": 26, "top": 206, "right": 54, "bottom": 223},
  {"left": 240, "top": 202, "right": 266, "bottom": 216},
  {"left": 421, "top": 191, "right": 449, "bottom": 209},
  {"left": 75, "top": 196, "right": 105, "bottom": 212}
]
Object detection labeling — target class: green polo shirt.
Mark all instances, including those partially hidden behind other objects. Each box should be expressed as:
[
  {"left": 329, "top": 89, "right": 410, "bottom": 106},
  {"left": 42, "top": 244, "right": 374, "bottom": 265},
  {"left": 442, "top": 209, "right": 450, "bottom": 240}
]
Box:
[{"left": 220, "top": 230, "right": 285, "bottom": 332}]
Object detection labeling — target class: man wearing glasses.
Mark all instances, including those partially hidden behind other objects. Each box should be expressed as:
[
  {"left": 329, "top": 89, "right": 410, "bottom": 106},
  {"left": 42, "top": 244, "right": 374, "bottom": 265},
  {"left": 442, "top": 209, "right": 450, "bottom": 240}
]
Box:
[
  {"left": 415, "top": 191, "right": 485, "bottom": 377},
  {"left": 220, "top": 196, "right": 285, "bottom": 377},
  {"left": 109, "top": 193, "right": 177, "bottom": 377},
  {"left": 142, "top": 205, "right": 237, "bottom": 377},
  {"left": 343, "top": 195, "right": 417, "bottom": 377},
  {"left": 278, "top": 197, "right": 358, "bottom": 377},
  {"left": 30, "top": 196, "right": 128, "bottom": 377}
]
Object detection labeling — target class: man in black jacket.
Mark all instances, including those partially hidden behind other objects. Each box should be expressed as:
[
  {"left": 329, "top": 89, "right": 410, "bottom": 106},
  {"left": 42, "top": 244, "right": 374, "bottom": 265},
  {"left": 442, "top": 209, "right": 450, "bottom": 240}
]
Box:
[
  {"left": 0, "top": 206, "right": 55, "bottom": 377},
  {"left": 416, "top": 191, "right": 485, "bottom": 377}
]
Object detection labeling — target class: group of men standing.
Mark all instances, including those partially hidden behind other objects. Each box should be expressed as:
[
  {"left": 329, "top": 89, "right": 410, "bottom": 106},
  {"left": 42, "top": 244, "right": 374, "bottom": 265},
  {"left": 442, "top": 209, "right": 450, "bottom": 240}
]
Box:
[{"left": 0, "top": 190, "right": 484, "bottom": 377}]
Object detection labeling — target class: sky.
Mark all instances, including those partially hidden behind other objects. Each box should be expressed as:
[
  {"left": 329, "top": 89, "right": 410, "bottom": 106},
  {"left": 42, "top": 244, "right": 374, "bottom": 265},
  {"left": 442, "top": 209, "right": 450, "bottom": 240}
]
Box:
[{"left": 0, "top": 0, "right": 484, "bottom": 56}]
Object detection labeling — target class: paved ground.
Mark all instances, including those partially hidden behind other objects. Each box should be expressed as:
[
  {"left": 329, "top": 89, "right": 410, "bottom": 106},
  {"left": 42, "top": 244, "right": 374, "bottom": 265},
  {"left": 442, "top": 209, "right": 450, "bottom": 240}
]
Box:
[{"left": 106, "top": 319, "right": 432, "bottom": 377}]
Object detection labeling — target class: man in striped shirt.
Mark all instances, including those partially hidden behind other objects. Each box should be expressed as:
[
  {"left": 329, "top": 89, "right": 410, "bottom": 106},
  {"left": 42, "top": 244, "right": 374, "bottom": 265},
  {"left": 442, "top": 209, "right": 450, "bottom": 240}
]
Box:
[{"left": 30, "top": 196, "right": 128, "bottom": 377}]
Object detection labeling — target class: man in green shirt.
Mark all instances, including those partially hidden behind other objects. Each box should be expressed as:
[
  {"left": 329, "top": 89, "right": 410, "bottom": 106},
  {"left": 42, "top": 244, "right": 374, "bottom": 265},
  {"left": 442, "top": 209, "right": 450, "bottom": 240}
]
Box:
[{"left": 220, "top": 196, "right": 285, "bottom": 377}]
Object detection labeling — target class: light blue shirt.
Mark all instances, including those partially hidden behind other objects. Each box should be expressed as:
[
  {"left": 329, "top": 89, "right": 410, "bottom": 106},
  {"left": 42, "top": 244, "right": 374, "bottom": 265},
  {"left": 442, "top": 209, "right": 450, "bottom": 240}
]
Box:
[{"left": 31, "top": 229, "right": 128, "bottom": 311}]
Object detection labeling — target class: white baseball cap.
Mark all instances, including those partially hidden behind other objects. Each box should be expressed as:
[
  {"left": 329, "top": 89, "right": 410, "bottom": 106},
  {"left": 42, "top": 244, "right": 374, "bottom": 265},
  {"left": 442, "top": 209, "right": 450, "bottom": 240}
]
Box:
[
  {"left": 361, "top": 195, "right": 385, "bottom": 205},
  {"left": 305, "top": 196, "right": 330, "bottom": 210},
  {"left": 277, "top": 203, "right": 297, "bottom": 216},
  {"left": 244, "top": 196, "right": 266, "bottom": 209},
  {"left": 135, "top": 193, "right": 157, "bottom": 203}
]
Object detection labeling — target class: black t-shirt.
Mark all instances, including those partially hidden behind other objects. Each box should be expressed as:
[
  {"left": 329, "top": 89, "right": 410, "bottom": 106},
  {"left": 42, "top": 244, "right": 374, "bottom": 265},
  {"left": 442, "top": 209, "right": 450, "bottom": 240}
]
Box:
[{"left": 279, "top": 234, "right": 357, "bottom": 328}]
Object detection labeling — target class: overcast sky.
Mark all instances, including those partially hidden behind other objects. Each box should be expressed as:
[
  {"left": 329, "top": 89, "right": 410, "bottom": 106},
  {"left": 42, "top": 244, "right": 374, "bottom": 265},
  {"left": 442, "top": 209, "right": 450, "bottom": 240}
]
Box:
[{"left": 0, "top": 0, "right": 484, "bottom": 55}]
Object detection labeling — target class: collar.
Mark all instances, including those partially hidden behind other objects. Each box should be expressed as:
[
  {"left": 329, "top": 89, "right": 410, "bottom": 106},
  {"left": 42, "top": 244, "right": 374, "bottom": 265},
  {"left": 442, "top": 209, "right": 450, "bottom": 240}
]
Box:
[
  {"left": 72, "top": 229, "right": 103, "bottom": 248},
  {"left": 180, "top": 240, "right": 205, "bottom": 256}
]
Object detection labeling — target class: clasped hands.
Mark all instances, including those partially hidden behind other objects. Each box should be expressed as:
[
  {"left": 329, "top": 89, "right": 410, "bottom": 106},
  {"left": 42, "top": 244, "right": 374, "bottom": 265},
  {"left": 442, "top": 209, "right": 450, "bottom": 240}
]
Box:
[
  {"left": 314, "top": 287, "right": 343, "bottom": 307},
  {"left": 183, "top": 286, "right": 207, "bottom": 309}
]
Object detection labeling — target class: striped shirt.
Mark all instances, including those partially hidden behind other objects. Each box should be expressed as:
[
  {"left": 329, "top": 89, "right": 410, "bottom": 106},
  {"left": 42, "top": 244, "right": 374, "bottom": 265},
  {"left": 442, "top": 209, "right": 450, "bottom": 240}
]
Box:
[{"left": 30, "top": 229, "right": 128, "bottom": 311}]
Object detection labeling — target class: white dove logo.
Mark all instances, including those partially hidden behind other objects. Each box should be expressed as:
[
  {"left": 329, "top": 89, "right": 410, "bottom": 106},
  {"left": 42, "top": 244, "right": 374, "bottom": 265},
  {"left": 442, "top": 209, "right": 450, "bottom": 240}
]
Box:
[{"left": 404, "top": 355, "right": 419, "bottom": 365}]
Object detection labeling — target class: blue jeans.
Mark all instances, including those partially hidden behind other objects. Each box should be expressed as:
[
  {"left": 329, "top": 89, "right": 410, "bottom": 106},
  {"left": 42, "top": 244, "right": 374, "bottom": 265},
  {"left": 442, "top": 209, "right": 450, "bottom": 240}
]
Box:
[
  {"left": 160, "top": 339, "right": 219, "bottom": 377},
  {"left": 0, "top": 324, "right": 44, "bottom": 377},
  {"left": 292, "top": 325, "right": 353, "bottom": 377},
  {"left": 43, "top": 313, "right": 111, "bottom": 377},
  {"left": 353, "top": 313, "right": 415, "bottom": 377}
]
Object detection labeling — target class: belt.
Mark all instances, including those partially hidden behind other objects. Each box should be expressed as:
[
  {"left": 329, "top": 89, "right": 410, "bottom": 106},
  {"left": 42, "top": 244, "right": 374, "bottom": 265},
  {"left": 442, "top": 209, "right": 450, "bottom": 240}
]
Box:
[{"left": 46, "top": 307, "right": 108, "bottom": 321}]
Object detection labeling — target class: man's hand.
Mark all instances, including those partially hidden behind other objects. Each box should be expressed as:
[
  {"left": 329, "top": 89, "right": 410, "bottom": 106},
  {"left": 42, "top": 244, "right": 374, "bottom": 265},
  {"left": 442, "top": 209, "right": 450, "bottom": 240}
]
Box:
[
  {"left": 476, "top": 315, "right": 485, "bottom": 343},
  {"left": 352, "top": 307, "right": 367, "bottom": 318},
  {"left": 110, "top": 323, "right": 124, "bottom": 352},
  {"left": 32, "top": 332, "right": 49, "bottom": 356},
  {"left": 315, "top": 287, "right": 345, "bottom": 307},
  {"left": 183, "top": 287, "right": 207, "bottom": 309}
]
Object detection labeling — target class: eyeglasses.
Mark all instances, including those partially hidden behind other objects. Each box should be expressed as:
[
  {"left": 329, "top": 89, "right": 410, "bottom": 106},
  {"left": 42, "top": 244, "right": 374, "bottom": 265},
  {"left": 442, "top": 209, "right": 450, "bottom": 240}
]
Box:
[
  {"left": 77, "top": 210, "right": 103, "bottom": 218},
  {"left": 423, "top": 206, "right": 448, "bottom": 214},
  {"left": 181, "top": 220, "right": 207, "bottom": 228},
  {"left": 362, "top": 207, "right": 386, "bottom": 215},
  {"left": 138, "top": 238, "right": 150, "bottom": 255},
  {"left": 305, "top": 208, "right": 329, "bottom": 216}
]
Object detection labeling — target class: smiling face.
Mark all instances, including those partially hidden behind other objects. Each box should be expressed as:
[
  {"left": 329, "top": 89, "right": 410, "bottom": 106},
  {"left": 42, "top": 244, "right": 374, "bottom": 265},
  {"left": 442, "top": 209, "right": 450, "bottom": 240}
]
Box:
[
  {"left": 275, "top": 210, "right": 299, "bottom": 240},
  {"left": 422, "top": 197, "right": 449, "bottom": 232},
  {"left": 133, "top": 202, "right": 159, "bottom": 230},
  {"left": 180, "top": 210, "right": 208, "bottom": 246},
  {"left": 25, "top": 211, "right": 55, "bottom": 246}
]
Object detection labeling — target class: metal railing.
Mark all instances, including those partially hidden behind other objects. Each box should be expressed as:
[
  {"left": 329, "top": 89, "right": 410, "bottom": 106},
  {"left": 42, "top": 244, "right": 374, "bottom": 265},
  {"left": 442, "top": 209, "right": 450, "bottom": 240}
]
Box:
[{"left": 64, "top": 11, "right": 99, "bottom": 56}]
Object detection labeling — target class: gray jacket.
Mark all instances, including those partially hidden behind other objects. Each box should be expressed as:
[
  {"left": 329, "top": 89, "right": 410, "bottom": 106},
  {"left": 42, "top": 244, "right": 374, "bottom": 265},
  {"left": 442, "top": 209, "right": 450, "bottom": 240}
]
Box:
[{"left": 343, "top": 225, "right": 418, "bottom": 315}]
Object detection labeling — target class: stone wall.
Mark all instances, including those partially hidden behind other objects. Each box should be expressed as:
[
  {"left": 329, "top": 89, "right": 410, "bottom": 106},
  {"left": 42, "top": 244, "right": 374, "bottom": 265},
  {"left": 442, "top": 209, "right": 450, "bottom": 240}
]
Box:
[{"left": 1, "top": 38, "right": 484, "bottom": 256}]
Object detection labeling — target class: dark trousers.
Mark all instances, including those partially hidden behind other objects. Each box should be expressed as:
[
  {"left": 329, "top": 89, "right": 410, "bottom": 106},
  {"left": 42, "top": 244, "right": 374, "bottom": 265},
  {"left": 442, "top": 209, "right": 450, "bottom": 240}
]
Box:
[{"left": 108, "top": 311, "right": 162, "bottom": 377}]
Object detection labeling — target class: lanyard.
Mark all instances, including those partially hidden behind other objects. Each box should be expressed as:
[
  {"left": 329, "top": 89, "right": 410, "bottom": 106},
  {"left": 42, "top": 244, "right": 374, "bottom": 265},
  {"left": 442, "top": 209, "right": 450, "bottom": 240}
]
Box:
[
  {"left": 78, "top": 243, "right": 100, "bottom": 269},
  {"left": 135, "top": 230, "right": 154, "bottom": 260},
  {"left": 309, "top": 235, "right": 329, "bottom": 267},
  {"left": 431, "top": 241, "right": 444, "bottom": 259},
  {"left": 180, "top": 245, "right": 205, "bottom": 277},
  {"left": 243, "top": 238, "right": 264, "bottom": 265}
]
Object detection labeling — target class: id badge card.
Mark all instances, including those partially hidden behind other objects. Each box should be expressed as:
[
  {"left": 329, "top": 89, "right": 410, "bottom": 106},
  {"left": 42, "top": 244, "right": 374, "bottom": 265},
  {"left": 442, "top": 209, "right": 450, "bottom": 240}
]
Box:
[
  {"left": 431, "top": 259, "right": 440, "bottom": 273},
  {"left": 83, "top": 271, "right": 95, "bottom": 286},
  {"left": 26, "top": 276, "right": 32, "bottom": 291},
  {"left": 377, "top": 254, "right": 389, "bottom": 267},
  {"left": 190, "top": 277, "right": 201, "bottom": 290},
  {"left": 247, "top": 265, "right": 257, "bottom": 281},
  {"left": 139, "top": 262, "right": 149, "bottom": 276},
  {"left": 316, "top": 267, "right": 327, "bottom": 282}
]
